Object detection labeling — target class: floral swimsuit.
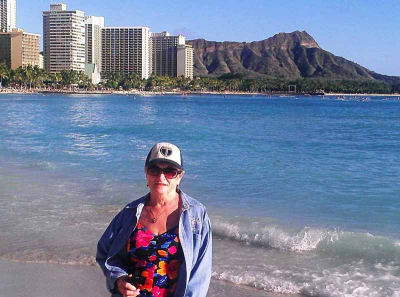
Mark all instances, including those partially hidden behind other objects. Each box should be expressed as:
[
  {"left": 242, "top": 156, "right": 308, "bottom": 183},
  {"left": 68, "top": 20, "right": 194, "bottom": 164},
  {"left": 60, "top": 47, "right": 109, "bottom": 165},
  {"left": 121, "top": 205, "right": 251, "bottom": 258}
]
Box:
[{"left": 126, "top": 223, "right": 184, "bottom": 297}]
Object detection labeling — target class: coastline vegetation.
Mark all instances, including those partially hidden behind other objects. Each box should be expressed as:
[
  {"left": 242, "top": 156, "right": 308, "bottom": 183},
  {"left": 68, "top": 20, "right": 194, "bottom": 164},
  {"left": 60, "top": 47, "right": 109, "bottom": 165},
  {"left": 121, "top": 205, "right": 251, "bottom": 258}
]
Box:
[{"left": 0, "top": 63, "right": 399, "bottom": 94}]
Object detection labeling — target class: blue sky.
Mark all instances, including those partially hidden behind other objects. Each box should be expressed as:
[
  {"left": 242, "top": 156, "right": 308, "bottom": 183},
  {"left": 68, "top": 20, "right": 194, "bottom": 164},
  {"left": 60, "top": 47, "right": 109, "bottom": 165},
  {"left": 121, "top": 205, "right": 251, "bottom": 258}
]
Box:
[{"left": 18, "top": 0, "right": 400, "bottom": 76}]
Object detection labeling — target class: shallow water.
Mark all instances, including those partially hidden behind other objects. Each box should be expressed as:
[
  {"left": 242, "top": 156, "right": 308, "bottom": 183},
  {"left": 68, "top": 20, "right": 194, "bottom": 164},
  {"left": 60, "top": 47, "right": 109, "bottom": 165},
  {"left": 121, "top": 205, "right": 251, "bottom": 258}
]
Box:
[{"left": 1, "top": 93, "right": 400, "bottom": 296}]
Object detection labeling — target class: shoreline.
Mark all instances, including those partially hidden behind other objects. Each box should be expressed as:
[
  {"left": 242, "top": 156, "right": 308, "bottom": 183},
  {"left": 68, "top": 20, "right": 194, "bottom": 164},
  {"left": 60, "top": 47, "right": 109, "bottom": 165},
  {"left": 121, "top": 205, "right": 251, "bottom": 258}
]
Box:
[
  {"left": 0, "top": 259, "right": 302, "bottom": 297},
  {"left": 1, "top": 87, "right": 400, "bottom": 97}
]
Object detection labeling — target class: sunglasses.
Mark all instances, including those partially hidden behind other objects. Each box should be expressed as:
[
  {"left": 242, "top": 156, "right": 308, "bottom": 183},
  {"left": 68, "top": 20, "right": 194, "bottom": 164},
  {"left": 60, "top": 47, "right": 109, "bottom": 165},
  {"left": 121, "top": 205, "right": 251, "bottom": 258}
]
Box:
[{"left": 147, "top": 165, "right": 182, "bottom": 179}]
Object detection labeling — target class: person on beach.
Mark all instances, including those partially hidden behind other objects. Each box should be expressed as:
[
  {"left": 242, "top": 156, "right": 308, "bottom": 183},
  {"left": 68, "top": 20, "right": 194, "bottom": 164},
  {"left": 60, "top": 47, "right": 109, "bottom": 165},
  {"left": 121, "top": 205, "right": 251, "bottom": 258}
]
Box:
[{"left": 97, "top": 142, "right": 212, "bottom": 297}]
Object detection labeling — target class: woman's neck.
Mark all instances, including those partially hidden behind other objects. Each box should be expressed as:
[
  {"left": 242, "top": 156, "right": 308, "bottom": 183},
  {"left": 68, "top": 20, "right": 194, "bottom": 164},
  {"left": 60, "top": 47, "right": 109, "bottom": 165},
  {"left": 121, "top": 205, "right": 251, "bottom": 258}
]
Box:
[{"left": 148, "top": 191, "right": 178, "bottom": 207}]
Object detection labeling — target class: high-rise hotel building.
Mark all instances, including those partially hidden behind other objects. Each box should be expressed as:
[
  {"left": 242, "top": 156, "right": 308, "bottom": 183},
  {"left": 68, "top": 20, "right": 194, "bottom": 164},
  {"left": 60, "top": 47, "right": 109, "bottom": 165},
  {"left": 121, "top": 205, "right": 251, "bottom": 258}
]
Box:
[
  {"left": 85, "top": 16, "right": 104, "bottom": 70},
  {"left": 102, "top": 27, "right": 151, "bottom": 79},
  {"left": 0, "top": 28, "right": 40, "bottom": 69},
  {"left": 43, "top": 4, "right": 85, "bottom": 73},
  {"left": 177, "top": 44, "right": 194, "bottom": 79},
  {"left": 150, "top": 31, "right": 186, "bottom": 77},
  {"left": 0, "top": 0, "right": 16, "bottom": 32}
]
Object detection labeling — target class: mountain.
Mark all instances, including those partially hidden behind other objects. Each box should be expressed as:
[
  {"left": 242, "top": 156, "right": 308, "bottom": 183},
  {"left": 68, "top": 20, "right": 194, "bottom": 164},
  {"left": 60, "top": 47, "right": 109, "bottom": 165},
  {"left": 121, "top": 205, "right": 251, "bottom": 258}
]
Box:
[{"left": 187, "top": 31, "right": 399, "bottom": 82}]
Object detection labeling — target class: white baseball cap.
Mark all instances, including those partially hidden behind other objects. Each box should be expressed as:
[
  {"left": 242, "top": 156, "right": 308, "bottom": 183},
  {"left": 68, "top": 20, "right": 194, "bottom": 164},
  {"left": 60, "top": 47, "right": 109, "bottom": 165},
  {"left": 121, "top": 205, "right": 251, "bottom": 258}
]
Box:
[{"left": 145, "top": 142, "right": 183, "bottom": 169}]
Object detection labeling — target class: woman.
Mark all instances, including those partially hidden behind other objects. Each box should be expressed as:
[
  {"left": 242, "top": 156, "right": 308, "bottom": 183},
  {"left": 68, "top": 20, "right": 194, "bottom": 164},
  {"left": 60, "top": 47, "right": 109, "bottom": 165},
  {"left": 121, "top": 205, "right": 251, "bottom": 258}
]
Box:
[{"left": 96, "top": 142, "right": 212, "bottom": 297}]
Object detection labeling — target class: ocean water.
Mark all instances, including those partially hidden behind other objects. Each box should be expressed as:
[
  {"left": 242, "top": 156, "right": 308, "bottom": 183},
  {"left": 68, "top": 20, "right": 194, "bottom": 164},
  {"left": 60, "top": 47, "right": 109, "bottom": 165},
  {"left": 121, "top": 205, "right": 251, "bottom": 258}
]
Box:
[{"left": 0, "top": 93, "right": 400, "bottom": 296}]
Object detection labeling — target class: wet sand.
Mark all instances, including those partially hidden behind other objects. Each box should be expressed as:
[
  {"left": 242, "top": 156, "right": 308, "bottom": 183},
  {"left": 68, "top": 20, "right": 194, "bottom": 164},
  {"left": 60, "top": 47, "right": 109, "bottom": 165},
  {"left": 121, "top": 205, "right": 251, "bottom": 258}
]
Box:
[{"left": 0, "top": 259, "right": 301, "bottom": 297}]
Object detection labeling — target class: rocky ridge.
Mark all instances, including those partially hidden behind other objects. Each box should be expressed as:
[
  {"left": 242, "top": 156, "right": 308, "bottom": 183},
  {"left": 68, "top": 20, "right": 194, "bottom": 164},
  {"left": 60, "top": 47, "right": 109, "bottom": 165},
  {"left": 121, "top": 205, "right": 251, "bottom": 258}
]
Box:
[{"left": 187, "top": 31, "right": 398, "bottom": 83}]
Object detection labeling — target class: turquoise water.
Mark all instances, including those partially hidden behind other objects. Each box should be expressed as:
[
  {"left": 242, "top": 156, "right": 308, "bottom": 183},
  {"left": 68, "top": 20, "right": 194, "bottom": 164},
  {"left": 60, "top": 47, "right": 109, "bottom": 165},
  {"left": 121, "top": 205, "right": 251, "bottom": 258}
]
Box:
[{"left": 1, "top": 93, "right": 400, "bottom": 296}]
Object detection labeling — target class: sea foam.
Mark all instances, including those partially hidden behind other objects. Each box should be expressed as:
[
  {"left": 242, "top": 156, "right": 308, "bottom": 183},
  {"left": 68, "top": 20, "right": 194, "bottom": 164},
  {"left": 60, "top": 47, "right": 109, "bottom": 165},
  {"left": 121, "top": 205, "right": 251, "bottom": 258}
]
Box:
[{"left": 212, "top": 215, "right": 400, "bottom": 263}]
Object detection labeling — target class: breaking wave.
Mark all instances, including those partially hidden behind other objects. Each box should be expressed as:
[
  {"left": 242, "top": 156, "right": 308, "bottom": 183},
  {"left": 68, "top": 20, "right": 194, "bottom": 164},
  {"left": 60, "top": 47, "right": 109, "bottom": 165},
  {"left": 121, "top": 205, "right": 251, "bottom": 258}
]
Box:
[{"left": 212, "top": 216, "right": 400, "bottom": 263}]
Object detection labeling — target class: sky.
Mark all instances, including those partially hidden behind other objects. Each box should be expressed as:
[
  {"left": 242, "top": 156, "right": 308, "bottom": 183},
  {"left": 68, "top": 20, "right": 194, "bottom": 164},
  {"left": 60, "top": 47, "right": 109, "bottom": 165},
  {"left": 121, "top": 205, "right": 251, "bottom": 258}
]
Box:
[{"left": 17, "top": 0, "right": 400, "bottom": 77}]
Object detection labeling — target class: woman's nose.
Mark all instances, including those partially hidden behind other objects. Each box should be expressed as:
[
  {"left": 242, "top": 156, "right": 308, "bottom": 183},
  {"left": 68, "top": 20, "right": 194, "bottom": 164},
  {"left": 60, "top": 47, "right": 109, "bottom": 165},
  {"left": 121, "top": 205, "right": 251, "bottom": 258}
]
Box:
[{"left": 156, "top": 172, "right": 167, "bottom": 180}]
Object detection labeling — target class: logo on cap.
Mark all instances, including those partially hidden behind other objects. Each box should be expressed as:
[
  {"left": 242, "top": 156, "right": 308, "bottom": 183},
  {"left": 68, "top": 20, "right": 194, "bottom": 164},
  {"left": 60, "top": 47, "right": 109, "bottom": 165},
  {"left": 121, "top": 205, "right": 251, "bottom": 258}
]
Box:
[{"left": 160, "top": 147, "right": 173, "bottom": 157}]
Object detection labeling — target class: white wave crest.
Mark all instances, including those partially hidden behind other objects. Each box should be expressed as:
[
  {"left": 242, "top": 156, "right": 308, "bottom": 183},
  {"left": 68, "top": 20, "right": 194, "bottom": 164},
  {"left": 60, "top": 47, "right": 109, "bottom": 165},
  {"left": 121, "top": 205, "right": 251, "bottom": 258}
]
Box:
[
  {"left": 211, "top": 271, "right": 302, "bottom": 294},
  {"left": 212, "top": 216, "right": 339, "bottom": 251}
]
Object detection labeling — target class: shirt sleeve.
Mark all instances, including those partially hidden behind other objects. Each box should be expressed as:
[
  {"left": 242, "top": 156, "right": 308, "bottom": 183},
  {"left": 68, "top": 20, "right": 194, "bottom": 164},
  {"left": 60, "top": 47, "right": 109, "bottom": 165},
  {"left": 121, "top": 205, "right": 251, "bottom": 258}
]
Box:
[
  {"left": 96, "top": 209, "right": 129, "bottom": 293},
  {"left": 185, "top": 212, "right": 212, "bottom": 297}
]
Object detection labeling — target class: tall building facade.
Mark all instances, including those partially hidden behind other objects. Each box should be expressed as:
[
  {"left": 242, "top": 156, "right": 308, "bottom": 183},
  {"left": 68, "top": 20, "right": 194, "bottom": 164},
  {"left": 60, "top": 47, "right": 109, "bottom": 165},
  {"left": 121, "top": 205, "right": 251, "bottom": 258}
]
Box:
[
  {"left": 102, "top": 27, "right": 151, "bottom": 79},
  {"left": 43, "top": 4, "right": 85, "bottom": 73},
  {"left": 0, "top": 28, "right": 40, "bottom": 69},
  {"left": 85, "top": 16, "right": 104, "bottom": 70},
  {"left": 150, "top": 31, "right": 185, "bottom": 77},
  {"left": 0, "top": 0, "right": 16, "bottom": 32},
  {"left": 0, "top": 32, "right": 11, "bottom": 65},
  {"left": 39, "top": 52, "right": 44, "bottom": 69},
  {"left": 177, "top": 44, "right": 194, "bottom": 79}
]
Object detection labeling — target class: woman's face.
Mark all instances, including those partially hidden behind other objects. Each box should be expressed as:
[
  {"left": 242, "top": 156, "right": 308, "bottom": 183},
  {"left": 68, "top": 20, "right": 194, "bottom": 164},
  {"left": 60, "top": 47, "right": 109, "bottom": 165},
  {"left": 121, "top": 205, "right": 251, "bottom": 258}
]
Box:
[{"left": 145, "top": 162, "right": 184, "bottom": 197}]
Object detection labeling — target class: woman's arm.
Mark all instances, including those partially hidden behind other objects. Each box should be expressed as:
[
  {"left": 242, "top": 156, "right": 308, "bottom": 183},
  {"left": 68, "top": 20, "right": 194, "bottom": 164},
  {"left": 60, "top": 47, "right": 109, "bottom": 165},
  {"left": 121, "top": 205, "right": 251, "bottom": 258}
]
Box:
[
  {"left": 96, "top": 209, "right": 130, "bottom": 293},
  {"left": 96, "top": 210, "right": 123, "bottom": 275},
  {"left": 185, "top": 213, "right": 212, "bottom": 297}
]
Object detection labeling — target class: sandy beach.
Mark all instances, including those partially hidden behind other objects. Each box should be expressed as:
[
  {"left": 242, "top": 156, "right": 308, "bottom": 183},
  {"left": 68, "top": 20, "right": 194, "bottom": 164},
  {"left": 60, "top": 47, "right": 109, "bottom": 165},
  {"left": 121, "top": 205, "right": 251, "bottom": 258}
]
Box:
[{"left": 0, "top": 259, "right": 301, "bottom": 297}]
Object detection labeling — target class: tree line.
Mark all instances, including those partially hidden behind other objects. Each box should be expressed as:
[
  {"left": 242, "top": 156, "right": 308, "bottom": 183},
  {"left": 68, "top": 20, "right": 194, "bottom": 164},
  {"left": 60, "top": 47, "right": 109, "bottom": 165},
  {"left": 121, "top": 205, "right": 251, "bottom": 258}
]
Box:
[
  {"left": 99, "top": 72, "right": 400, "bottom": 94},
  {"left": 1, "top": 62, "right": 399, "bottom": 94},
  {"left": 0, "top": 63, "right": 92, "bottom": 89}
]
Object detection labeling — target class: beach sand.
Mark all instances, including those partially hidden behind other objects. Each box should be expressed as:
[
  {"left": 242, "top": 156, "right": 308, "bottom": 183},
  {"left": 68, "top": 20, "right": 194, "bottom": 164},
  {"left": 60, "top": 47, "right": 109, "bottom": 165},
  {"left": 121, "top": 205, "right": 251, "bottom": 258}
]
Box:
[{"left": 0, "top": 259, "right": 301, "bottom": 297}]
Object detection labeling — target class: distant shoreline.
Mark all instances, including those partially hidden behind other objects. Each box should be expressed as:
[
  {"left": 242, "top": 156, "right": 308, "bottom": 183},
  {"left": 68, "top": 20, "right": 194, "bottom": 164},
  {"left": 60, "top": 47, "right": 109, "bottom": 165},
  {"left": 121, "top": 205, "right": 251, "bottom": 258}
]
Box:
[{"left": 1, "top": 88, "right": 400, "bottom": 98}]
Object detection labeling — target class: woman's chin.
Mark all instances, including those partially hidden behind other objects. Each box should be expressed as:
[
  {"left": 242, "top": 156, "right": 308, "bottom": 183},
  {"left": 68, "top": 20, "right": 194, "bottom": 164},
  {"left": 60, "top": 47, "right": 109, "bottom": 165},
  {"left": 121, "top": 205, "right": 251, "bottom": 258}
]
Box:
[{"left": 151, "top": 187, "right": 169, "bottom": 195}]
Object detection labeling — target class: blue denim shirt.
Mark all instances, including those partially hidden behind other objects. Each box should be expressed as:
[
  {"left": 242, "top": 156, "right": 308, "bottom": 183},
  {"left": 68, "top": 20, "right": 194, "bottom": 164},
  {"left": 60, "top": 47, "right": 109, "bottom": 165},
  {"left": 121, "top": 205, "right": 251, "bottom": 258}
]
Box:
[{"left": 96, "top": 190, "right": 212, "bottom": 297}]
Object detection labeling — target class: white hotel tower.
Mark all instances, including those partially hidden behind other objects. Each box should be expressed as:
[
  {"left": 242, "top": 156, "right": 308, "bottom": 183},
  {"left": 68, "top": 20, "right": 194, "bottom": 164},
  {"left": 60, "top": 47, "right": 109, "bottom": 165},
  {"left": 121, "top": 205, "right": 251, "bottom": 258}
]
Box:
[
  {"left": 43, "top": 4, "right": 85, "bottom": 73},
  {"left": 85, "top": 16, "right": 104, "bottom": 70},
  {"left": 102, "top": 26, "right": 151, "bottom": 79},
  {"left": 0, "top": 0, "right": 17, "bottom": 32}
]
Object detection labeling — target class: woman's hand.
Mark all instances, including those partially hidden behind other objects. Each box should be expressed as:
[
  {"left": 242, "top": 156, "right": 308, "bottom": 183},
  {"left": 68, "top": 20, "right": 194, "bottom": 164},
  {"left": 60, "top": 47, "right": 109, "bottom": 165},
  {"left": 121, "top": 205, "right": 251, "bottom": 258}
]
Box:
[{"left": 116, "top": 275, "right": 140, "bottom": 297}]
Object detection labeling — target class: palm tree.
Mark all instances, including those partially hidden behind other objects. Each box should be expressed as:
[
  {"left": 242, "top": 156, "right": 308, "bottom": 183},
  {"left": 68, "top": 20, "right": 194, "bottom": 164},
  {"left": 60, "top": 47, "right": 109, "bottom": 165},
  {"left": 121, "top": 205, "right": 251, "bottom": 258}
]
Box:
[
  {"left": 0, "top": 62, "right": 9, "bottom": 88},
  {"left": 13, "top": 67, "right": 25, "bottom": 89},
  {"left": 32, "top": 66, "right": 46, "bottom": 89},
  {"left": 60, "top": 69, "right": 79, "bottom": 89},
  {"left": 54, "top": 73, "right": 62, "bottom": 89},
  {"left": 77, "top": 71, "right": 91, "bottom": 89},
  {"left": 104, "top": 72, "right": 121, "bottom": 90},
  {"left": 122, "top": 72, "right": 142, "bottom": 90},
  {"left": 176, "top": 76, "right": 190, "bottom": 91},
  {"left": 24, "top": 65, "right": 35, "bottom": 89}
]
